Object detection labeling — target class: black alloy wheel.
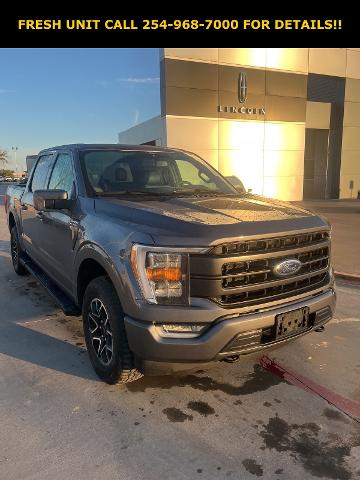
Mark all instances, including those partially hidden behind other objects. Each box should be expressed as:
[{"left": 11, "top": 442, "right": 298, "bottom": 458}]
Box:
[
  {"left": 10, "top": 226, "right": 28, "bottom": 276},
  {"left": 88, "top": 298, "right": 113, "bottom": 365}
]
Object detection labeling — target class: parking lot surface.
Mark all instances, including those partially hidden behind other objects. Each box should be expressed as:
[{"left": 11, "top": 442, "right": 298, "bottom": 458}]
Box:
[
  {"left": 295, "top": 200, "right": 360, "bottom": 276},
  {"left": 0, "top": 193, "right": 360, "bottom": 480}
]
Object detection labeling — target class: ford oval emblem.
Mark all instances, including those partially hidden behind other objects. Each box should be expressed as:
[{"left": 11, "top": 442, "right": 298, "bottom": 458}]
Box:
[{"left": 273, "top": 259, "right": 302, "bottom": 277}]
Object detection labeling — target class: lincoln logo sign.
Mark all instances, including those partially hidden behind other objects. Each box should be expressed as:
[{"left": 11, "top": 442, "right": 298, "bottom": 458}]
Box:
[
  {"left": 273, "top": 259, "right": 302, "bottom": 278},
  {"left": 218, "top": 71, "right": 266, "bottom": 116},
  {"left": 238, "top": 72, "right": 247, "bottom": 103}
]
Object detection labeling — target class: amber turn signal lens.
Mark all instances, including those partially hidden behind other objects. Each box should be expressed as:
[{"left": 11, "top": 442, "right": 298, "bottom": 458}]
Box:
[
  {"left": 131, "top": 246, "right": 138, "bottom": 277},
  {"left": 130, "top": 245, "right": 190, "bottom": 304},
  {"left": 146, "top": 267, "right": 182, "bottom": 282}
]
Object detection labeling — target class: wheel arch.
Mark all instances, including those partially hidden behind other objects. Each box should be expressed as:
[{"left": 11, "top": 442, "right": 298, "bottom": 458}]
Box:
[{"left": 75, "top": 245, "right": 128, "bottom": 310}]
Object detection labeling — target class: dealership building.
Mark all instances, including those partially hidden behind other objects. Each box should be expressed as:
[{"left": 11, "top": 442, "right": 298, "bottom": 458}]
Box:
[{"left": 118, "top": 48, "right": 360, "bottom": 201}]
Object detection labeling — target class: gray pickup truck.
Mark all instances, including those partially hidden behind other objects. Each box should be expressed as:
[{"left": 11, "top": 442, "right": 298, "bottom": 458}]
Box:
[{"left": 5, "top": 144, "right": 336, "bottom": 384}]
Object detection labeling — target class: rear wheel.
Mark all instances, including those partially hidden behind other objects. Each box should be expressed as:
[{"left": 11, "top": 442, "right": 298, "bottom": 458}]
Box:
[
  {"left": 10, "top": 226, "right": 28, "bottom": 276},
  {"left": 82, "top": 276, "right": 143, "bottom": 384}
]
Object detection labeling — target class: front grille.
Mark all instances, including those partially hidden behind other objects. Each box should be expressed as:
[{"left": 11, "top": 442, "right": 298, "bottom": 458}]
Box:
[
  {"left": 190, "top": 229, "right": 331, "bottom": 308},
  {"left": 221, "top": 329, "right": 263, "bottom": 354},
  {"left": 314, "top": 306, "right": 332, "bottom": 325},
  {"left": 222, "top": 246, "right": 329, "bottom": 289},
  {"left": 218, "top": 272, "right": 329, "bottom": 306}
]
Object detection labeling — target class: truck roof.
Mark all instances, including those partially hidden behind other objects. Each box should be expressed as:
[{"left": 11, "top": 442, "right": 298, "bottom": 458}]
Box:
[{"left": 38, "top": 144, "right": 175, "bottom": 155}]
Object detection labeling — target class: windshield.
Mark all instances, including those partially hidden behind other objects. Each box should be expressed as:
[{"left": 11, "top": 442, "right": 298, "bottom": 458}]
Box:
[{"left": 80, "top": 149, "right": 238, "bottom": 197}]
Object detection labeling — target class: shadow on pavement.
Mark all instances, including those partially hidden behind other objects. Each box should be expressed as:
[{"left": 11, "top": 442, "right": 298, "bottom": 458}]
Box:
[
  {"left": 0, "top": 239, "right": 10, "bottom": 252},
  {"left": 0, "top": 320, "right": 98, "bottom": 381},
  {"left": 0, "top": 252, "right": 98, "bottom": 381}
]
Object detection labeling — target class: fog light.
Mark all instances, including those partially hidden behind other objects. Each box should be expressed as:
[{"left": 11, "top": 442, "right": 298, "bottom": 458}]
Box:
[{"left": 159, "top": 324, "right": 207, "bottom": 338}]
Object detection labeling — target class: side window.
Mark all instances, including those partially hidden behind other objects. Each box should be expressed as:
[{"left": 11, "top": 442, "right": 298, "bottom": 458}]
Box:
[
  {"left": 175, "top": 159, "right": 218, "bottom": 190},
  {"left": 31, "top": 155, "right": 53, "bottom": 192},
  {"left": 48, "top": 153, "right": 75, "bottom": 197}
]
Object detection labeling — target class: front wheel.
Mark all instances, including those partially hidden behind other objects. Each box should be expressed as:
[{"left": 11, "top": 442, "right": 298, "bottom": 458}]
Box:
[
  {"left": 10, "top": 226, "right": 28, "bottom": 276},
  {"left": 82, "top": 276, "right": 143, "bottom": 384}
]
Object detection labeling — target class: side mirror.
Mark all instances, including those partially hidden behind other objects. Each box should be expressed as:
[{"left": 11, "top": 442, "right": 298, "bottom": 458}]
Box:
[
  {"left": 225, "top": 175, "right": 246, "bottom": 193},
  {"left": 33, "top": 190, "right": 70, "bottom": 211}
]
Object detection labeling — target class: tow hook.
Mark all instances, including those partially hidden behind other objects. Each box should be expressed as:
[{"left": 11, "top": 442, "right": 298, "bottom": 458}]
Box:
[
  {"left": 314, "top": 325, "right": 325, "bottom": 332},
  {"left": 222, "top": 355, "right": 240, "bottom": 363}
]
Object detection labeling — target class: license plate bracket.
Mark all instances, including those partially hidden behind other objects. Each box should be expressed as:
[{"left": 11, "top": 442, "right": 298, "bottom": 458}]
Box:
[{"left": 275, "top": 307, "right": 310, "bottom": 339}]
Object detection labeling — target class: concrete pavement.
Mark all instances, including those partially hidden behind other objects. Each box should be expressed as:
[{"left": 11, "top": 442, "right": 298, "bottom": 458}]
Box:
[
  {"left": 0, "top": 204, "right": 360, "bottom": 479},
  {"left": 296, "top": 200, "right": 360, "bottom": 277},
  {"left": 0, "top": 182, "right": 8, "bottom": 204}
]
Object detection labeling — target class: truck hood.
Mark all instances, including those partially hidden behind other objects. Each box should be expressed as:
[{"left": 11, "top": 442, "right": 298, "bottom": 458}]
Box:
[
  {"left": 94, "top": 193, "right": 328, "bottom": 246},
  {"left": 96, "top": 194, "right": 313, "bottom": 223}
]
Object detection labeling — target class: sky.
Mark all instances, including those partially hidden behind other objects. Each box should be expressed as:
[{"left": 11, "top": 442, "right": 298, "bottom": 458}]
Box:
[{"left": 0, "top": 48, "right": 160, "bottom": 170}]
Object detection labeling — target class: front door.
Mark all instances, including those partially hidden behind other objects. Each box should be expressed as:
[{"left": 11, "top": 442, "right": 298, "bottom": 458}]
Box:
[
  {"left": 21, "top": 153, "right": 55, "bottom": 265},
  {"left": 34, "top": 152, "right": 77, "bottom": 294}
]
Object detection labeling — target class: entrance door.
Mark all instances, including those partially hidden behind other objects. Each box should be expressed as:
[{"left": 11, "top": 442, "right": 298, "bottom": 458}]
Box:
[{"left": 303, "top": 128, "right": 329, "bottom": 200}]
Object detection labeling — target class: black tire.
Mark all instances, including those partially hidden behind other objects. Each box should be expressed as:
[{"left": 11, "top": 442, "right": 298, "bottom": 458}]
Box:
[
  {"left": 10, "top": 226, "right": 28, "bottom": 276},
  {"left": 82, "top": 276, "right": 143, "bottom": 385}
]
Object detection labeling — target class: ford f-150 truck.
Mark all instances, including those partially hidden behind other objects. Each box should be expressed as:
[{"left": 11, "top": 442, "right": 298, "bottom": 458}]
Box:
[{"left": 5, "top": 144, "right": 336, "bottom": 384}]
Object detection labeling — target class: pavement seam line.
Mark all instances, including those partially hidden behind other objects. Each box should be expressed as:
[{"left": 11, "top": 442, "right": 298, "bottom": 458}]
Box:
[
  {"left": 334, "top": 271, "right": 360, "bottom": 283},
  {"left": 259, "top": 355, "right": 360, "bottom": 423}
]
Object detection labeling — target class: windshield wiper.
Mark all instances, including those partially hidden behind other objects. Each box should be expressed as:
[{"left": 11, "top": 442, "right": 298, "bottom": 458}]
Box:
[
  {"left": 172, "top": 189, "right": 236, "bottom": 197},
  {"left": 96, "top": 191, "right": 173, "bottom": 197},
  {"left": 95, "top": 189, "right": 239, "bottom": 198}
]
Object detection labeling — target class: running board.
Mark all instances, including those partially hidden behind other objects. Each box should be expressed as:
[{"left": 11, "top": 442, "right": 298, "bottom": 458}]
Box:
[{"left": 20, "top": 254, "right": 81, "bottom": 316}]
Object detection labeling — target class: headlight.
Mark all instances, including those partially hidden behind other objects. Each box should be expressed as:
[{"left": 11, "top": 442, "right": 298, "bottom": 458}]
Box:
[{"left": 131, "top": 244, "right": 207, "bottom": 305}]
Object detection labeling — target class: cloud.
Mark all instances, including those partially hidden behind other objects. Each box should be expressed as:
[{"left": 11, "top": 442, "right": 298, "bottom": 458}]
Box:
[
  {"left": 133, "top": 109, "right": 140, "bottom": 125},
  {"left": 0, "top": 89, "right": 15, "bottom": 94},
  {"left": 96, "top": 77, "right": 159, "bottom": 88},
  {"left": 117, "top": 77, "right": 160, "bottom": 84}
]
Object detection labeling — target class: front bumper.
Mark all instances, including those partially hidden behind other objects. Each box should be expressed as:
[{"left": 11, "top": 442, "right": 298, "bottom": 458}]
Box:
[{"left": 124, "top": 287, "right": 336, "bottom": 364}]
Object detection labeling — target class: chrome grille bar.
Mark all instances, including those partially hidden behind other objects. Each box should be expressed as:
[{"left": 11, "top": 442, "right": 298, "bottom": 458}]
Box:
[
  {"left": 211, "top": 230, "right": 329, "bottom": 256},
  {"left": 216, "top": 273, "right": 329, "bottom": 307},
  {"left": 221, "top": 266, "right": 329, "bottom": 294}
]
